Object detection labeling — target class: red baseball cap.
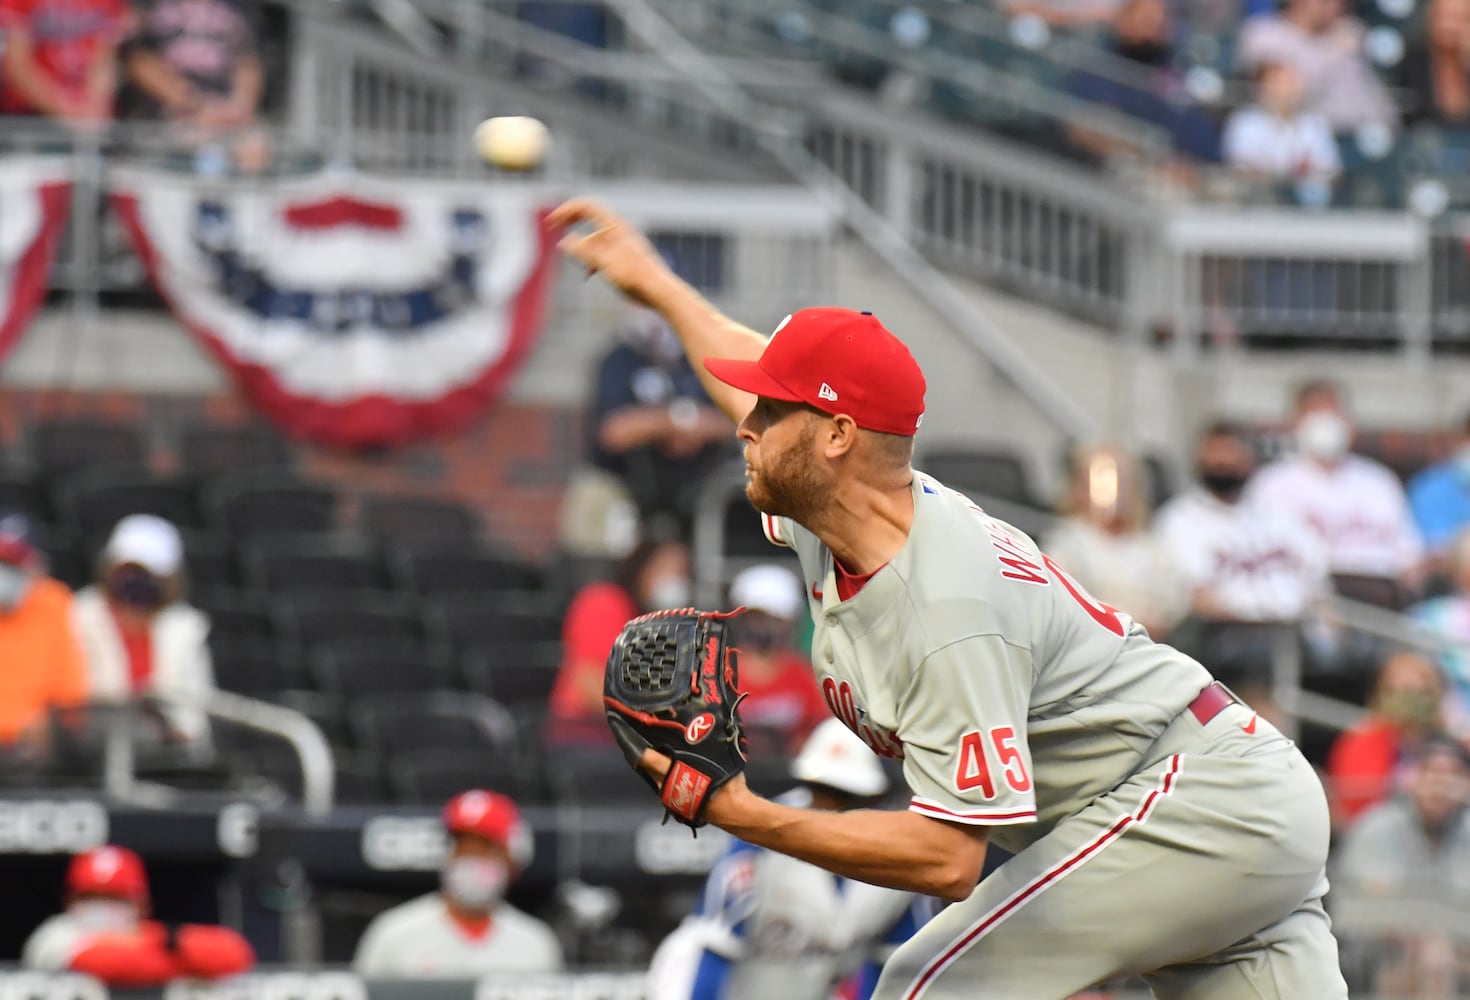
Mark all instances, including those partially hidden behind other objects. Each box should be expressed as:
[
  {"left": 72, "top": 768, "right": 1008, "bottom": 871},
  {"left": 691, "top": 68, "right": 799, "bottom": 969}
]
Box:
[
  {"left": 443, "top": 790, "right": 533, "bottom": 867},
  {"left": 66, "top": 846, "right": 148, "bottom": 901},
  {"left": 703, "top": 308, "right": 926, "bottom": 436}
]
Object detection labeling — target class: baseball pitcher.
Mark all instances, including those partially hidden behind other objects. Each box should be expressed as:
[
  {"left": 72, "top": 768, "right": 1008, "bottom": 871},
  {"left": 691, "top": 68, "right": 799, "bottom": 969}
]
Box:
[{"left": 558, "top": 198, "right": 1349, "bottom": 1000}]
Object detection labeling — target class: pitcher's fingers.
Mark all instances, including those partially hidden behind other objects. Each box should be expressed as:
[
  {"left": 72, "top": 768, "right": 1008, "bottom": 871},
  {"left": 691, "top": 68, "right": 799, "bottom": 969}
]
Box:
[{"left": 548, "top": 197, "right": 620, "bottom": 231}]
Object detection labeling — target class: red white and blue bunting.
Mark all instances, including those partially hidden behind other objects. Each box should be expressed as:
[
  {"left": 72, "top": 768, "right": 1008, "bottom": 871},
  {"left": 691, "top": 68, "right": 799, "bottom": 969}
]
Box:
[
  {"left": 0, "top": 158, "right": 71, "bottom": 365},
  {"left": 111, "top": 168, "right": 557, "bottom": 448}
]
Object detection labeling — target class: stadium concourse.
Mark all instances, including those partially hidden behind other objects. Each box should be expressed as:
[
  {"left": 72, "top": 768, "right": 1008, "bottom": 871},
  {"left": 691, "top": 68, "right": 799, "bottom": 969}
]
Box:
[{"left": 1, "top": 0, "right": 1470, "bottom": 997}]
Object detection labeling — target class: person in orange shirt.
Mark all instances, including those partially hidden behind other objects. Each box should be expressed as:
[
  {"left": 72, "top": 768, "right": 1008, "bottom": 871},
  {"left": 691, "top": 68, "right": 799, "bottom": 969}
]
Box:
[{"left": 0, "top": 511, "right": 89, "bottom": 753}]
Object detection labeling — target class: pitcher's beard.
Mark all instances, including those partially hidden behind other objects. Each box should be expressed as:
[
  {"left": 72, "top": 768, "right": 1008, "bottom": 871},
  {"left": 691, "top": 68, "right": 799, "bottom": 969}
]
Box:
[{"left": 745, "top": 425, "right": 826, "bottom": 524}]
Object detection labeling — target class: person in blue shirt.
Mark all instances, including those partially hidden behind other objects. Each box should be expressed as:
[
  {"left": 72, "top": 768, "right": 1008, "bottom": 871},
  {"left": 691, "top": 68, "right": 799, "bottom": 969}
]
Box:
[{"left": 1408, "top": 412, "right": 1470, "bottom": 564}]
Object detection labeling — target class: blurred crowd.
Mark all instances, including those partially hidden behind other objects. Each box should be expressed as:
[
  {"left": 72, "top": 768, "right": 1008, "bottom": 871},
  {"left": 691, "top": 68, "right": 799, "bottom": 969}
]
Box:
[{"left": 0, "top": 0, "right": 267, "bottom": 171}]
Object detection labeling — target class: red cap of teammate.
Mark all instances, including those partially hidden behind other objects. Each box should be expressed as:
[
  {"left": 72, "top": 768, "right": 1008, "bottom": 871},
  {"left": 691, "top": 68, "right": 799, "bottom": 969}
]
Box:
[
  {"left": 703, "top": 308, "right": 926, "bottom": 436},
  {"left": 443, "top": 790, "right": 533, "bottom": 868},
  {"left": 67, "top": 846, "right": 149, "bottom": 902}
]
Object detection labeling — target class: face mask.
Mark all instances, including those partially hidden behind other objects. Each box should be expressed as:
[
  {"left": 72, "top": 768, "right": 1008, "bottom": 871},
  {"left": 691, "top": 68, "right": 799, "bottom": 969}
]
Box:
[
  {"left": 0, "top": 564, "right": 31, "bottom": 613},
  {"left": 647, "top": 577, "right": 693, "bottom": 611},
  {"left": 1296, "top": 411, "right": 1351, "bottom": 462},
  {"left": 441, "top": 856, "right": 509, "bottom": 913},
  {"left": 109, "top": 567, "right": 165, "bottom": 610},
  {"left": 1379, "top": 690, "right": 1440, "bottom": 730},
  {"left": 1199, "top": 470, "right": 1248, "bottom": 502},
  {"left": 69, "top": 899, "right": 139, "bottom": 933}
]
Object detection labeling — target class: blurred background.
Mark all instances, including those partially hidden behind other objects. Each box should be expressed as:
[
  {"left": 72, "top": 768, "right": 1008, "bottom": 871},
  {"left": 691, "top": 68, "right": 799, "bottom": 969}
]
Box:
[{"left": 1, "top": 0, "right": 1470, "bottom": 996}]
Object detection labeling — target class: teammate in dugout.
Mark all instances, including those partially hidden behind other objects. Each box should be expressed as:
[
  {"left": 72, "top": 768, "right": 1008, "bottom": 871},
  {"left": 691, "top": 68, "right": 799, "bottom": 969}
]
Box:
[
  {"left": 552, "top": 198, "right": 1348, "bottom": 999},
  {"left": 649, "top": 718, "right": 933, "bottom": 1000}
]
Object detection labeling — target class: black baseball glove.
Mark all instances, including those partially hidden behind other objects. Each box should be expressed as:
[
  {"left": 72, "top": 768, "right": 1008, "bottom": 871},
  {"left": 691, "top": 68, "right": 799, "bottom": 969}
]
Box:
[{"left": 603, "top": 608, "right": 747, "bottom": 829}]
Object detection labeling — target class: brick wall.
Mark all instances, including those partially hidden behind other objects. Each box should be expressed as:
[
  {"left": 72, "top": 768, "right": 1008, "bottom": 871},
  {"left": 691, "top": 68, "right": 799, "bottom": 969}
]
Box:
[{"left": 0, "top": 388, "right": 583, "bottom": 561}]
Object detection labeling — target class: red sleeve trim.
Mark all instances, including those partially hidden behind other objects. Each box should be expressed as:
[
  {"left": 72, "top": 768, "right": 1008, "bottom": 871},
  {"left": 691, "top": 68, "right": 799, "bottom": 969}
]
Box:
[{"left": 909, "top": 798, "right": 1037, "bottom": 826}]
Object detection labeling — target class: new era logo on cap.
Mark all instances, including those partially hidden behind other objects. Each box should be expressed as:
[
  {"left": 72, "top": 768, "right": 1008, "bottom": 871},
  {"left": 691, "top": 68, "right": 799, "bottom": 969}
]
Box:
[{"left": 702, "top": 308, "right": 927, "bottom": 436}]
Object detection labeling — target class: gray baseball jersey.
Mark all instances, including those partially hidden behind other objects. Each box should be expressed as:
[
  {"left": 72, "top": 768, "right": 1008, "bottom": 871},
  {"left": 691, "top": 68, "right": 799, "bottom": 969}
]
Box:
[
  {"left": 760, "top": 471, "right": 1347, "bottom": 999},
  {"left": 352, "top": 894, "right": 563, "bottom": 978}
]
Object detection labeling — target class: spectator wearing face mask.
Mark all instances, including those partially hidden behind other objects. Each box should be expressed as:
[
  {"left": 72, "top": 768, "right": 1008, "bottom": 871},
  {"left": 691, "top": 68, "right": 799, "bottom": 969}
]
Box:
[
  {"left": 72, "top": 515, "right": 214, "bottom": 748},
  {"left": 353, "top": 790, "right": 561, "bottom": 977},
  {"left": 1333, "top": 737, "right": 1470, "bottom": 996},
  {"left": 22, "top": 846, "right": 253, "bottom": 983},
  {"left": 725, "top": 565, "right": 829, "bottom": 757},
  {"left": 0, "top": 511, "right": 89, "bottom": 754},
  {"left": 1247, "top": 380, "right": 1425, "bottom": 610},
  {"left": 1408, "top": 409, "right": 1470, "bottom": 563},
  {"left": 545, "top": 536, "right": 693, "bottom": 747},
  {"left": 1328, "top": 651, "right": 1449, "bottom": 827},
  {"left": 1155, "top": 421, "right": 1331, "bottom": 715}
]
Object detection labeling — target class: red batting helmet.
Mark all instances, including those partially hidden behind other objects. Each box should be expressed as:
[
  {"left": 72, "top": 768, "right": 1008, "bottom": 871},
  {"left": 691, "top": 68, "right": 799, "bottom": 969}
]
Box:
[
  {"left": 66, "top": 846, "right": 148, "bottom": 902},
  {"left": 443, "top": 790, "right": 533, "bottom": 868}
]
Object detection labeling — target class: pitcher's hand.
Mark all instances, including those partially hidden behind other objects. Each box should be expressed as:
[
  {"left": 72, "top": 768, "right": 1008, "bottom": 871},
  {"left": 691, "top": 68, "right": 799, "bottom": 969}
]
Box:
[{"left": 549, "top": 198, "right": 675, "bottom": 308}]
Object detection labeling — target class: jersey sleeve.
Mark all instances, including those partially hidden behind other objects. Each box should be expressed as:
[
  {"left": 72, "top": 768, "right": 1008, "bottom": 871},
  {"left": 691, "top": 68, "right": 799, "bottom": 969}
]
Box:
[
  {"left": 690, "top": 842, "right": 761, "bottom": 958},
  {"left": 899, "top": 634, "right": 1037, "bottom": 826}
]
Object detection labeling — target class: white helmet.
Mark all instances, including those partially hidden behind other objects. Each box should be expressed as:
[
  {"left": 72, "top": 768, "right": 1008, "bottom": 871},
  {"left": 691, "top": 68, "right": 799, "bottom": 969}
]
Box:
[{"left": 790, "top": 718, "right": 890, "bottom": 798}]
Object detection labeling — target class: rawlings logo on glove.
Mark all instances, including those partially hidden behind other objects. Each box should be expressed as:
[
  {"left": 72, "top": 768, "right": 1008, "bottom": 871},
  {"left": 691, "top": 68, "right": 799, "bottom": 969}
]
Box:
[{"left": 603, "top": 608, "right": 747, "bottom": 829}]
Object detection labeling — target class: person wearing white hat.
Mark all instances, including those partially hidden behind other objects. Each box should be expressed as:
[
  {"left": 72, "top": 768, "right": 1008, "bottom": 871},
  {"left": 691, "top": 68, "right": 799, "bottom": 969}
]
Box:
[
  {"left": 71, "top": 515, "right": 215, "bottom": 747},
  {"left": 725, "top": 564, "right": 830, "bottom": 755},
  {"left": 647, "top": 719, "right": 931, "bottom": 1000}
]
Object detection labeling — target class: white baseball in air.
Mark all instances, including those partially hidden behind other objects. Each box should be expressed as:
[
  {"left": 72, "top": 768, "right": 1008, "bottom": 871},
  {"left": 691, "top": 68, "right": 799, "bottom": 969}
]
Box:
[{"left": 474, "top": 116, "right": 549, "bottom": 171}]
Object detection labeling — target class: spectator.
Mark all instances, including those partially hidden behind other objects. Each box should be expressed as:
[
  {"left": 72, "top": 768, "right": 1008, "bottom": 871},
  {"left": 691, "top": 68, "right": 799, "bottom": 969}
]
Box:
[
  {"left": 726, "top": 564, "right": 829, "bottom": 755},
  {"left": 0, "top": 0, "right": 131, "bottom": 123},
  {"left": 1237, "top": 0, "right": 1399, "bottom": 134},
  {"left": 1223, "top": 62, "right": 1342, "bottom": 183},
  {"left": 1044, "top": 444, "right": 1187, "bottom": 639},
  {"left": 1247, "top": 380, "right": 1424, "bottom": 609},
  {"left": 1155, "top": 421, "right": 1331, "bottom": 713},
  {"left": 119, "top": 0, "right": 268, "bottom": 172},
  {"left": 72, "top": 515, "right": 215, "bottom": 748},
  {"left": 22, "top": 846, "right": 253, "bottom": 984},
  {"left": 583, "top": 308, "right": 735, "bottom": 537},
  {"left": 354, "top": 790, "right": 562, "bottom": 977},
  {"left": 545, "top": 535, "right": 692, "bottom": 747},
  {"left": 1398, "top": 0, "right": 1470, "bottom": 127},
  {"left": 0, "top": 511, "right": 89, "bottom": 754},
  {"left": 1411, "top": 528, "right": 1470, "bottom": 721},
  {"left": 1327, "top": 650, "right": 1448, "bottom": 827},
  {"left": 1408, "top": 409, "right": 1470, "bottom": 561},
  {"left": 1065, "top": 0, "right": 1222, "bottom": 168},
  {"left": 1333, "top": 737, "right": 1470, "bottom": 997}
]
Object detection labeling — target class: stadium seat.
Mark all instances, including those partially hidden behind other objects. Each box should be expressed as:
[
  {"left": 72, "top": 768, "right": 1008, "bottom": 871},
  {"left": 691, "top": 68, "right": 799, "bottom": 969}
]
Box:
[
  {"left": 178, "top": 424, "right": 293, "bottom": 478},
  {"left": 180, "top": 531, "right": 239, "bottom": 591},
  {"left": 422, "top": 592, "right": 563, "bottom": 652},
  {"left": 241, "top": 534, "right": 387, "bottom": 594},
  {"left": 461, "top": 639, "right": 562, "bottom": 705},
  {"left": 32, "top": 418, "right": 146, "bottom": 482},
  {"left": 308, "top": 636, "right": 455, "bottom": 698},
  {"left": 197, "top": 589, "right": 279, "bottom": 657},
  {"left": 270, "top": 688, "right": 352, "bottom": 748},
  {"left": 274, "top": 591, "right": 422, "bottom": 651},
  {"left": 916, "top": 446, "right": 1040, "bottom": 508},
  {"left": 546, "top": 747, "right": 651, "bottom": 804},
  {"left": 347, "top": 692, "right": 519, "bottom": 759},
  {"left": 386, "top": 748, "right": 538, "bottom": 804},
  {"left": 53, "top": 468, "right": 202, "bottom": 539},
  {"left": 0, "top": 466, "right": 49, "bottom": 522},
  {"left": 210, "top": 649, "right": 304, "bottom": 696},
  {"left": 204, "top": 471, "right": 337, "bottom": 538},
  {"left": 358, "top": 494, "right": 481, "bottom": 545},
  {"left": 235, "top": 744, "right": 384, "bottom": 805},
  {"left": 388, "top": 546, "right": 543, "bottom": 597}
]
